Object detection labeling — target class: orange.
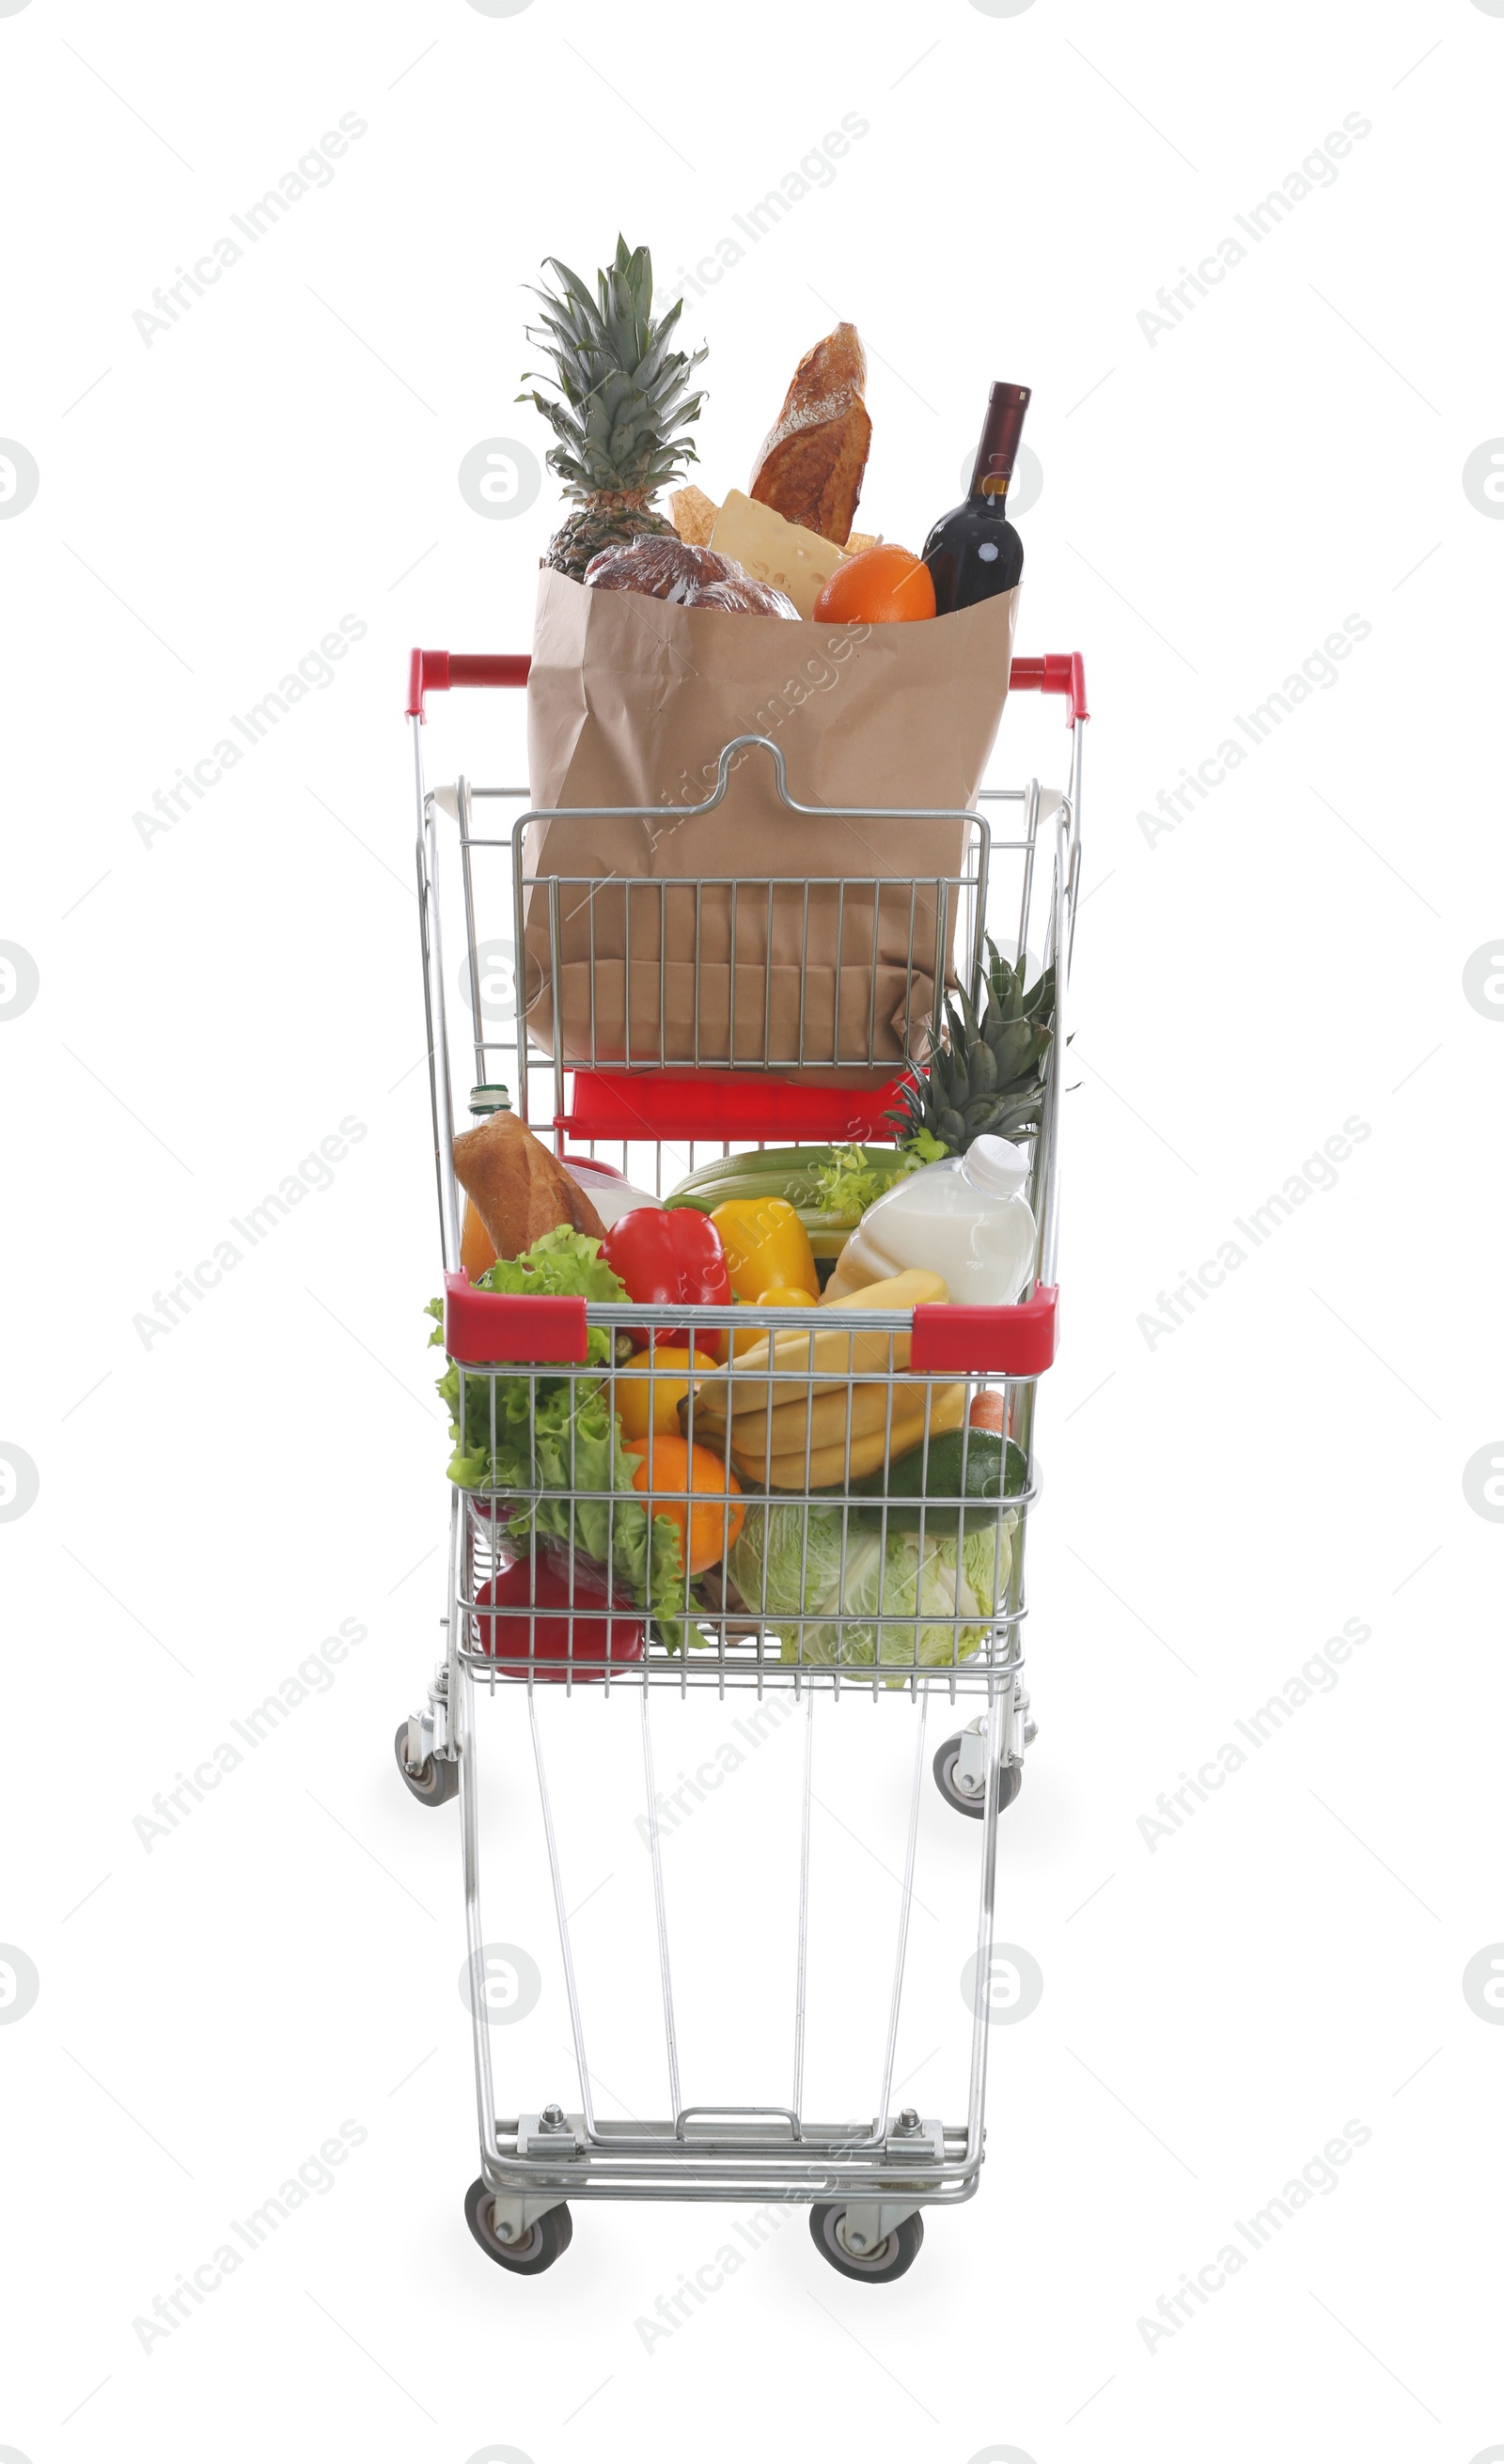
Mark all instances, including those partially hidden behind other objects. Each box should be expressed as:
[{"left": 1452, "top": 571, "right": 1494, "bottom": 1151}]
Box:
[
  {"left": 613, "top": 1348, "right": 717, "bottom": 1443},
  {"left": 627, "top": 1434, "right": 745, "bottom": 1574},
  {"left": 812, "top": 544, "right": 936, "bottom": 626}
]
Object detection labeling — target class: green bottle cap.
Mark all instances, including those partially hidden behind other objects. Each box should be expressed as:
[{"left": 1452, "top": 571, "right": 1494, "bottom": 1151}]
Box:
[{"left": 469, "top": 1083, "right": 511, "bottom": 1115}]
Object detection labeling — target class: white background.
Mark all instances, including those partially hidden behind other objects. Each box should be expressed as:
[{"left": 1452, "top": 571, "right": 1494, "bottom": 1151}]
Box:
[{"left": 3, "top": 1, "right": 1502, "bottom": 2458}]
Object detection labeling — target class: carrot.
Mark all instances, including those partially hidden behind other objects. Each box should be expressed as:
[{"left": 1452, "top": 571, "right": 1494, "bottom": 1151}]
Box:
[{"left": 968, "top": 1389, "right": 1007, "bottom": 1434}]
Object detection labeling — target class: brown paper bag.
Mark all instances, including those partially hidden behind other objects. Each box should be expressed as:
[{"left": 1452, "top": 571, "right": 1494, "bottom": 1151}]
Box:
[{"left": 522, "top": 570, "right": 1018, "bottom": 1070}]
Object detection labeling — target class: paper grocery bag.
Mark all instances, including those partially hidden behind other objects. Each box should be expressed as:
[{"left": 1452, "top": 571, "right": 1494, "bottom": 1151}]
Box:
[{"left": 522, "top": 569, "right": 1018, "bottom": 1071}]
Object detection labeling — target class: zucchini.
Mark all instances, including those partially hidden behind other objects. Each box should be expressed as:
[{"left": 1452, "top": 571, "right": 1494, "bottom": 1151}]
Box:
[{"left": 663, "top": 1145, "right": 901, "bottom": 1261}]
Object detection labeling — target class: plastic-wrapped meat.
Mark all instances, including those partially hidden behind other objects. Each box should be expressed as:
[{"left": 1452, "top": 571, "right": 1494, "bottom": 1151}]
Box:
[{"left": 583, "top": 534, "right": 798, "bottom": 617}]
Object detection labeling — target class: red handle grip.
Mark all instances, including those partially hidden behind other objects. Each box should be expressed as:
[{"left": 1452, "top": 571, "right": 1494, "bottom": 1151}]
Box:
[
  {"left": 409, "top": 647, "right": 1087, "bottom": 726},
  {"left": 444, "top": 1271, "right": 589, "bottom": 1365},
  {"left": 407, "top": 648, "right": 531, "bottom": 722},
  {"left": 1008, "top": 653, "right": 1089, "bottom": 728},
  {"left": 909, "top": 1287, "right": 1058, "bottom": 1377}
]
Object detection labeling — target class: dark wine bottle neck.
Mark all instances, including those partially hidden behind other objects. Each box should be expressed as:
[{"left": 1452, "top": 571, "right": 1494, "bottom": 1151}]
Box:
[{"left": 969, "top": 382, "right": 1030, "bottom": 504}]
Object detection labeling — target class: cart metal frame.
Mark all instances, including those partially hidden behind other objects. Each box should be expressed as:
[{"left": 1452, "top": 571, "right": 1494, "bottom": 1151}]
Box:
[{"left": 400, "top": 646, "right": 1087, "bottom": 2277}]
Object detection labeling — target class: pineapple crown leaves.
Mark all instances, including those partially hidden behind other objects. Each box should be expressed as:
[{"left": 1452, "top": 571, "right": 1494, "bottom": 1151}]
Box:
[
  {"left": 886, "top": 934, "right": 1058, "bottom": 1155},
  {"left": 518, "top": 235, "right": 708, "bottom": 505}
]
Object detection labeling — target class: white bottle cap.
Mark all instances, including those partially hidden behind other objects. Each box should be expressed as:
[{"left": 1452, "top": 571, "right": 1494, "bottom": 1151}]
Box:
[{"left": 962, "top": 1134, "right": 1030, "bottom": 1199}]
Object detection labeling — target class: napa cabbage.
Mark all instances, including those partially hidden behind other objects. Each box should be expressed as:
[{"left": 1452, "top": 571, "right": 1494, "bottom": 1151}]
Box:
[{"left": 727, "top": 1499, "right": 1013, "bottom": 1671}]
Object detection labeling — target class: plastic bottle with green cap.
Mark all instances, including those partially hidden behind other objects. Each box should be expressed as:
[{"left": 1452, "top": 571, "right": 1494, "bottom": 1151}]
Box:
[{"left": 460, "top": 1084, "right": 509, "bottom": 1279}]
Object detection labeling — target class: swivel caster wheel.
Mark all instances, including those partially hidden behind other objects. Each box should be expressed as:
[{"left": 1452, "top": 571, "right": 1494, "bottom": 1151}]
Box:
[
  {"left": 464, "top": 2180, "right": 572, "bottom": 2274},
  {"left": 932, "top": 1735, "right": 1022, "bottom": 1820},
  {"left": 809, "top": 2203, "right": 923, "bottom": 2283},
  {"left": 394, "top": 1722, "right": 458, "bottom": 1806}
]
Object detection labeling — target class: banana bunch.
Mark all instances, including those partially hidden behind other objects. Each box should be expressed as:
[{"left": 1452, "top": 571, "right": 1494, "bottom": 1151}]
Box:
[{"left": 682, "top": 1269, "right": 962, "bottom": 1490}]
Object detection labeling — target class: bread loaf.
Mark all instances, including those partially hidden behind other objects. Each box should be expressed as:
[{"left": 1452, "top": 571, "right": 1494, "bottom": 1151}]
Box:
[
  {"left": 452, "top": 1112, "right": 604, "bottom": 1261},
  {"left": 748, "top": 323, "right": 871, "bottom": 546}
]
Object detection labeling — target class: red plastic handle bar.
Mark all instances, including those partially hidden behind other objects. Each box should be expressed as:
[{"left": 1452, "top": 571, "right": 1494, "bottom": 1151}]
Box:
[
  {"left": 407, "top": 649, "right": 531, "bottom": 722},
  {"left": 408, "top": 647, "right": 1087, "bottom": 726},
  {"left": 444, "top": 1269, "right": 1058, "bottom": 1376},
  {"left": 560, "top": 1070, "right": 906, "bottom": 1148},
  {"left": 1008, "top": 654, "right": 1089, "bottom": 728}
]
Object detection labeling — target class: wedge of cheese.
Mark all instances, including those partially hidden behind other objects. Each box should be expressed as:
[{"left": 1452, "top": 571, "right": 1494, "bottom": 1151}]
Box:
[{"left": 709, "top": 489, "right": 853, "bottom": 618}]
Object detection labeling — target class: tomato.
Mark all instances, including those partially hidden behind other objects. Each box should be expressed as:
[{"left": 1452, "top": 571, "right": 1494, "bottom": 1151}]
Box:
[
  {"left": 473, "top": 1558, "right": 643, "bottom": 1679},
  {"left": 626, "top": 1434, "right": 744, "bottom": 1574}
]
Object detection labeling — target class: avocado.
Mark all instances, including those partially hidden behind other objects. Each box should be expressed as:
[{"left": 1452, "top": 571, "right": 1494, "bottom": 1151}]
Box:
[{"left": 851, "top": 1427, "right": 1027, "bottom": 1533}]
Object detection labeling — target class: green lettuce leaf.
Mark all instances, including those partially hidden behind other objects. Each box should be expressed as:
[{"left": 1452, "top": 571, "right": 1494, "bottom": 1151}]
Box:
[
  {"left": 807, "top": 1144, "right": 921, "bottom": 1227},
  {"left": 426, "top": 1230, "right": 693, "bottom": 1641},
  {"left": 475, "top": 1224, "right": 631, "bottom": 1309}
]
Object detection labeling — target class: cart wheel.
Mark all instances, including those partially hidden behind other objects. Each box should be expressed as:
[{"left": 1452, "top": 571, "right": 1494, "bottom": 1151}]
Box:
[
  {"left": 464, "top": 2179, "right": 572, "bottom": 2274},
  {"left": 394, "top": 1723, "right": 459, "bottom": 1806},
  {"left": 809, "top": 2203, "right": 923, "bottom": 2283},
  {"left": 932, "top": 1736, "right": 1022, "bottom": 1820}
]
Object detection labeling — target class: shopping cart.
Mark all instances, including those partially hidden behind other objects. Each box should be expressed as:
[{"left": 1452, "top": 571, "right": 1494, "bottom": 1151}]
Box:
[{"left": 398, "top": 644, "right": 1086, "bottom": 2281}]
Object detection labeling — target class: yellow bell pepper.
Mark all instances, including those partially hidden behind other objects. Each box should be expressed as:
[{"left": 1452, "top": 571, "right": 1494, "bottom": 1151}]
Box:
[{"left": 709, "top": 1197, "right": 820, "bottom": 1305}]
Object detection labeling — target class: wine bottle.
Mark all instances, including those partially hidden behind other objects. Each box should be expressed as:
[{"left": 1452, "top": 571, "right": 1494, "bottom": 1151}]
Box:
[{"left": 923, "top": 382, "right": 1031, "bottom": 615}]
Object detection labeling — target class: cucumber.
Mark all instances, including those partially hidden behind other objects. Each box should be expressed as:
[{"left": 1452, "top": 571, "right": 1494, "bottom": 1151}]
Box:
[
  {"left": 665, "top": 1147, "right": 826, "bottom": 1209},
  {"left": 850, "top": 1428, "right": 1026, "bottom": 1533}
]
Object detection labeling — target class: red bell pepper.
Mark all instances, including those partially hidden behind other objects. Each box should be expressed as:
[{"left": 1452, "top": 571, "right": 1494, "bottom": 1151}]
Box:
[
  {"left": 599, "top": 1207, "right": 731, "bottom": 1355},
  {"left": 475, "top": 1557, "right": 644, "bottom": 1681}
]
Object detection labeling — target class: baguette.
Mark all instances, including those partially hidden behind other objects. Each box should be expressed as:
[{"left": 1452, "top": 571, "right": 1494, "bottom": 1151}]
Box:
[
  {"left": 452, "top": 1111, "right": 604, "bottom": 1261},
  {"left": 748, "top": 323, "right": 871, "bottom": 547}
]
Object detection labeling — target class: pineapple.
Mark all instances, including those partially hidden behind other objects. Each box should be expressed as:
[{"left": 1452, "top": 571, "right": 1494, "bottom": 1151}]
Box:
[
  {"left": 890, "top": 938, "right": 1057, "bottom": 1155},
  {"left": 519, "top": 237, "right": 708, "bottom": 580}
]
